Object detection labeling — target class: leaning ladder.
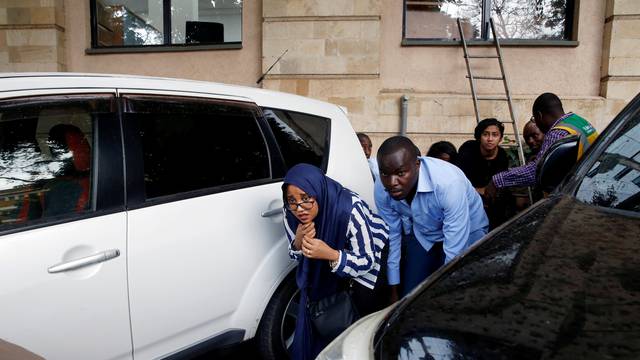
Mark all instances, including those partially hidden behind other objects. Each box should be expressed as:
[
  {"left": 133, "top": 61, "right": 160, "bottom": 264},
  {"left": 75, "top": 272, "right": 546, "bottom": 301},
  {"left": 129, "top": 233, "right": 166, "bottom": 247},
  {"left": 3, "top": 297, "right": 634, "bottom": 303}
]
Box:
[{"left": 457, "top": 17, "right": 532, "bottom": 203}]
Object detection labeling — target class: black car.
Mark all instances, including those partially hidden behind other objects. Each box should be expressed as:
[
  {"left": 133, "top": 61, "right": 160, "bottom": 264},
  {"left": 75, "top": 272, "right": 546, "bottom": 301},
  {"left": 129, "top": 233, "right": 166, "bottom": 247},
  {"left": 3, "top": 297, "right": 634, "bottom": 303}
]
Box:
[{"left": 318, "top": 93, "right": 640, "bottom": 359}]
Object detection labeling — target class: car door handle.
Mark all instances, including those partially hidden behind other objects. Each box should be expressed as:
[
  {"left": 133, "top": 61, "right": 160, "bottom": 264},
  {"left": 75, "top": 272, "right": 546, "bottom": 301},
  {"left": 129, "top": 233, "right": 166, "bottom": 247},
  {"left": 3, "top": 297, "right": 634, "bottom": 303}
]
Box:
[
  {"left": 261, "top": 208, "right": 283, "bottom": 218},
  {"left": 48, "top": 249, "right": 121, "bottom": 274}
]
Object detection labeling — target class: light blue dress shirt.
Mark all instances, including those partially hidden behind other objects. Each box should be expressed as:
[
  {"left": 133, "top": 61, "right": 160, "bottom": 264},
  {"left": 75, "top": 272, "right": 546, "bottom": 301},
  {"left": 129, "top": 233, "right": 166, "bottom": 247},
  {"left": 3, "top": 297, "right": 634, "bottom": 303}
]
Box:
[
  {"left": 375, "top": 156, "right": 489, "bottom": 285},
  {"left": 368, "top": 157, "right": 380, "bottom": 183}
]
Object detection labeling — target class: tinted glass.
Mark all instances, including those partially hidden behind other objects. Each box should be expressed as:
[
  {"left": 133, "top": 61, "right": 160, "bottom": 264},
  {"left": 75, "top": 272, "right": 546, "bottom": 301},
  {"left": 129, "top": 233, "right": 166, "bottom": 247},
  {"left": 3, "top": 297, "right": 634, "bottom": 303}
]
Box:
[
  {"left": 96, "top": 0, "right": 164, "bottom": 46},
  {"left": 405, "top": 0, "right": 482, "bottom": 40},
  {"left": 93, "top": 0, "right": 242, "bottom": 47},
  {"left": 171, "top": 0, "right": 242, "bottom": 44},
  {"left": 263, "top": 108, "right": 329, "bottom": 171},
  {"left": 0, "top": 95, "right": 111, "bottom": 229},
  {"left": 125, "top": 96, "right": 269, "bottom": 199},
  {"left": 404, "top": 0, "right": 574, "bottom": 41},
  {"left": 491, "top": 0, "right": 572, "bottom": 40},
  {"left": 576, "top": 110, "right": 640, "bottom": 213}
]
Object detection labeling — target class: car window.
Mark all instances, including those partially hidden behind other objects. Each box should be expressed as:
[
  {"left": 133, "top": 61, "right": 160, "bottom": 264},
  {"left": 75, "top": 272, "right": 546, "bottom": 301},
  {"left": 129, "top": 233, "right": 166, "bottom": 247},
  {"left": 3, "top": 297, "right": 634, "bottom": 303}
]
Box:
[
  {"left": 262, "top": 108, "right": 329, "bottom": 171},
  {"left": 124, "top": 96, "right": 270, "bottom": 200},
  {"left": 0, "top": 95, "right": 113, "bottom": 229},
  {"left": 575, "top": 110, "right": 640, "bottom": 213}
]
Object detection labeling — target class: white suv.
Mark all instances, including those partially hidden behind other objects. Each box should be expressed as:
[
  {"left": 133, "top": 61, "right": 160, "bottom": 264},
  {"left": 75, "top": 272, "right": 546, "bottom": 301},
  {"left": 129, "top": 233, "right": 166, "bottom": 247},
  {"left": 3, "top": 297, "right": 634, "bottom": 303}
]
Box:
[{"left": 0, "top": 73, "right": 374, "bottom": 360}]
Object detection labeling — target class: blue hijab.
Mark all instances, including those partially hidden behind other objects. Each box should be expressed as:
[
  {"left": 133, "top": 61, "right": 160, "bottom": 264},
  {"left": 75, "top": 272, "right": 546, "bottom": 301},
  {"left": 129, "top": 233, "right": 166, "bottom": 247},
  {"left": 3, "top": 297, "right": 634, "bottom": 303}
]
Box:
[{"left": 282, "top": 164, "right": 354, "bottom": 360}]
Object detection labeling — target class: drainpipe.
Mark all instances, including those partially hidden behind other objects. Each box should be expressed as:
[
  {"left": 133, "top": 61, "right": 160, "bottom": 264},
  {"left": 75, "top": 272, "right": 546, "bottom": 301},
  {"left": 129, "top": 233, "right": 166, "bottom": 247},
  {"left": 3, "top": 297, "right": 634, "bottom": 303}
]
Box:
[{"left": 400, "top": 95, "right": 408, "bottom": 136}]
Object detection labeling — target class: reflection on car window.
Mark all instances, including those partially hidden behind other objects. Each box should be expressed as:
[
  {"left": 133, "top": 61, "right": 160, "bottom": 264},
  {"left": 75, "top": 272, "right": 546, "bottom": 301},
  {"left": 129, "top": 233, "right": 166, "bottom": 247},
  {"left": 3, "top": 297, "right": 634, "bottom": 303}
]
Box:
[
  {"left": 0, "top": 95, "right": 110, "bottom": 229},
  {"left": 396, "top": 330, "right": 540, "bottom": 360},
  {"left": 125, "top": 96, "right": 270, "bottom": 199},
  {"left": 263, "top": 108, "right": 329, "bottom": 171},
  {"left": 576, "top": 112, "right": 640, "bottom": 213}
]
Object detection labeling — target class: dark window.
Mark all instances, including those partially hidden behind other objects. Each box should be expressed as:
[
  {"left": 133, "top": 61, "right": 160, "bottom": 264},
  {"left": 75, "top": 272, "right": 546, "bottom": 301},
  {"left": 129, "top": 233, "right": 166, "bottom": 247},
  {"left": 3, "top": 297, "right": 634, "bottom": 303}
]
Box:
[
  {"left": 404, "top": 0, "right": 576, "bottom": 42},
  {"left": 124, "top": 96, "right": 269, "bottom": 200},
  {"left": 575, "top": 110, "right": 640, "bottom": 213},
  {"left": 91, "top": 0, "right": 242, "bottom": 48},
  {"left": 263, "top": 108, "right": 330, "bottom": 171},
  {"left": 0, "top": 95, "right": 113, "bottom": 229}
]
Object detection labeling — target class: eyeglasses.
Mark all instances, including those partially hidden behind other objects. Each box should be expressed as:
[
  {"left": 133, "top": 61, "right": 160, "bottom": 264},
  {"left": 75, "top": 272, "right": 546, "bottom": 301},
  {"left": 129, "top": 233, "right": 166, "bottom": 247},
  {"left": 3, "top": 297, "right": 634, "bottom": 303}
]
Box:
[{"left": 286, "top": 198, "right": 316, "bottom": 211}]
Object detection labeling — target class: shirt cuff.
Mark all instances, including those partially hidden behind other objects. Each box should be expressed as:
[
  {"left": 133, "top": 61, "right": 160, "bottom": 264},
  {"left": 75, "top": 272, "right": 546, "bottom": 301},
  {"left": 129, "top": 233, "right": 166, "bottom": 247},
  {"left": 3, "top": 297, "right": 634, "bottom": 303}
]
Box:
[
  {"left": 289, "top": 248, "right": 302, "bottom": 259},
  {"left": 387, "top": 266, "right": 400, "bottom": 285},
  {"left": 330, "top": 250, "right": 344, "bottom": 273},
  {"left": 492, "top": 173, "right": 505, "bottom": 188}
]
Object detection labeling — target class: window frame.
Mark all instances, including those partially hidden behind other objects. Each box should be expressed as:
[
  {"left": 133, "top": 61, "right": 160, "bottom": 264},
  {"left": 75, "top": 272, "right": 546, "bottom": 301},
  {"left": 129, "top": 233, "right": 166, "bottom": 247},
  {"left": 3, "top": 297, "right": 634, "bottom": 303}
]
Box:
[
  {"left": 0, "top": 93, "right": 126, "bottom": 236},
  {"left": 121, "top": 94, "right": 282, "bottom": 210},
  {"left": 401, "top": 0, "right": 580, "bottom": 47},
  {"left": 88, "top": 0, "right": 243, "bottom": 54}
]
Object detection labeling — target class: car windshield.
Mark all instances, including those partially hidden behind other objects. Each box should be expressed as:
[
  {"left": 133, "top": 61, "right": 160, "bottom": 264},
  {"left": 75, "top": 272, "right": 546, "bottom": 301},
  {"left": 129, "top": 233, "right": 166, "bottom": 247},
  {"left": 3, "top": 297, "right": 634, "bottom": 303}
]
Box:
[{"left": 575, "top": 106, "right": 640, "bottom": 213}]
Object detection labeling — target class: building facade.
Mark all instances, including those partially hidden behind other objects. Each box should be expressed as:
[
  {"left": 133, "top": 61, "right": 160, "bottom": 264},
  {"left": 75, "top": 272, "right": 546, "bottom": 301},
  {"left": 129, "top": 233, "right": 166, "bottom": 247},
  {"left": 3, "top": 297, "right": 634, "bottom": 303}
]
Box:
[{"left": 1, "top": 0, "right": 638, "bottom": 153}]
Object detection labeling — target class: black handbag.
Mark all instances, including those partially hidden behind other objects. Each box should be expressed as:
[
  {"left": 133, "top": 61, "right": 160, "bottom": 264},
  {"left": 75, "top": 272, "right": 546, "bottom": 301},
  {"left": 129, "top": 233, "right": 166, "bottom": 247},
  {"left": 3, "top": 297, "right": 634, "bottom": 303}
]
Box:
[{"left": 307, "top": 288, "right": 360, "bottom": 340}]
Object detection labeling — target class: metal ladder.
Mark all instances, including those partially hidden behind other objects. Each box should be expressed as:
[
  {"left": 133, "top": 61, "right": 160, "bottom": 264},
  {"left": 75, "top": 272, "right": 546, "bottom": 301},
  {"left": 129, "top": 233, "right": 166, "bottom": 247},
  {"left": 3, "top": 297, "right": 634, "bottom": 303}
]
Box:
[
  {"left": 457, "top": 17, "right": 527, "bottom": 168},
  {"left": 457, "top": 17, "right": 532, "bottom": 203}
]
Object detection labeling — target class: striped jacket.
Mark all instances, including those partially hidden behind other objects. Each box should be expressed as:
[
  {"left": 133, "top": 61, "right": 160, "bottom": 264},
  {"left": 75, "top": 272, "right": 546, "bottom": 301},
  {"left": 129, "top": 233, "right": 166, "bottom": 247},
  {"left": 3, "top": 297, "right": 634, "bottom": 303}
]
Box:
[{"left": 284, "top": 192, "right": 389, "bottom": 289}]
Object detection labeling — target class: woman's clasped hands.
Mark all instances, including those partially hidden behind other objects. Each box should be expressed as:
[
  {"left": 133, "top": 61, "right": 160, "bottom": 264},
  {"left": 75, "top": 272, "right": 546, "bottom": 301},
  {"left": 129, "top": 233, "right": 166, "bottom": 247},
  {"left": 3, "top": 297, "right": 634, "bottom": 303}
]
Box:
[{"left": 295, "top": 222, "right": 339, "bottom": 261}]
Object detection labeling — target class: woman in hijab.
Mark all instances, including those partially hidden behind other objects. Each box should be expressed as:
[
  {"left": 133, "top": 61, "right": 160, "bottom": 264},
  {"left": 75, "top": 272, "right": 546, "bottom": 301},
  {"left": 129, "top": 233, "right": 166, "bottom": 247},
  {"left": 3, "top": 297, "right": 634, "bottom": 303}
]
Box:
[{"left": 282, "top": 163, "right": 389, "bottom": 360}]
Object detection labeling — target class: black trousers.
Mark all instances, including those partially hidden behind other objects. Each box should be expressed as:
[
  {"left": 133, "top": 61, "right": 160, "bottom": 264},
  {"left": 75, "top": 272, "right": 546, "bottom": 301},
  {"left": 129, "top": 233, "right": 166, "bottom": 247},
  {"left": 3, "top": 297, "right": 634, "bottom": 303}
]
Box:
[
  {"left": 400, "top": 234, "right": 445, "bottom": 297},
  {"left": 351, "top": 246, "right": 391, "bottom": 317}
]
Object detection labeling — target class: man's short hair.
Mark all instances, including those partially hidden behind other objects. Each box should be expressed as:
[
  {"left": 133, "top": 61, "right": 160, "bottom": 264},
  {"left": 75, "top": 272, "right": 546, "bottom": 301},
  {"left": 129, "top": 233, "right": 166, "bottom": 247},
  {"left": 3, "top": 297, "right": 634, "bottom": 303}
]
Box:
[
  {"left": 524, "top": 119, "right": 537, "bottom": 130},
  {"left": 533, "top": 92, "right": 564, "bottom": 115},
  {"left": 377, "top": 136, "right": 419, "bottom": 161},
  {"left": 356, "top": 132, "right": 371, "bottom": 143},
  {"left": 474, "top": 118, "right": 505, "bottom": 140},
  {"left": 427, "top": 141, "right": 457, "bottom": 160}
]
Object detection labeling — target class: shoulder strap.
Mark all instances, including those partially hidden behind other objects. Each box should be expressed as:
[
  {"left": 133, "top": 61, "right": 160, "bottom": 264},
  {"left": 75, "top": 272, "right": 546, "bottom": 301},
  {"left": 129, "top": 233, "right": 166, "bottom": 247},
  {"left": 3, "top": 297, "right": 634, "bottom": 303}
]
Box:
[{"left": 551, "top": 114, "right": 599, "bottom": 160}]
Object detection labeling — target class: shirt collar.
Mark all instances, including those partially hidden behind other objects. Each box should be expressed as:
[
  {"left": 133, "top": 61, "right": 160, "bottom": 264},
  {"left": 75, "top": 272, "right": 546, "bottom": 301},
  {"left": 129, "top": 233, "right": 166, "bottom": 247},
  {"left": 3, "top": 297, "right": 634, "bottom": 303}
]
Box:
[
  {"left": 416, "top": 158, "right": 434, "bottom": 193},
  {"left": 551, "top": 112, "right": 574, "bottom": 128}
]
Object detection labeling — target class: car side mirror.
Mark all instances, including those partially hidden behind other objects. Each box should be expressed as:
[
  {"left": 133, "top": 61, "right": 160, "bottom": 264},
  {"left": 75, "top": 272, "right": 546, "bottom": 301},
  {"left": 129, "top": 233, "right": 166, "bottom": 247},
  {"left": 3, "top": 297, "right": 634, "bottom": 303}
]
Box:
[{"left": 536, "top": 135, "right": 579, "bottom": 193}]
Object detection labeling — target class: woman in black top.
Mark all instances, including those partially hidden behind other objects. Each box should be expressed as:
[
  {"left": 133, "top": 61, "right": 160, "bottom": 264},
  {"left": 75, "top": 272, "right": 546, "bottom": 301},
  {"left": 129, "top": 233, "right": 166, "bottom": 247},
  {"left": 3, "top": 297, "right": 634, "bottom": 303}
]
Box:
[{"left": 458, "top": 118, "right": 509, "bottom": 229}]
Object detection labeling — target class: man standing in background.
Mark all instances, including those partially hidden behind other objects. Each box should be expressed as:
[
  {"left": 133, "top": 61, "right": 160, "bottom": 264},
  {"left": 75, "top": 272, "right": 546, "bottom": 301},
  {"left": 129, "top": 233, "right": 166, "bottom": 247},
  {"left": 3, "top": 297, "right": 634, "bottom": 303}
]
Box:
[{"left": 358, "top": 132, "right": 380, "bottom": 182}]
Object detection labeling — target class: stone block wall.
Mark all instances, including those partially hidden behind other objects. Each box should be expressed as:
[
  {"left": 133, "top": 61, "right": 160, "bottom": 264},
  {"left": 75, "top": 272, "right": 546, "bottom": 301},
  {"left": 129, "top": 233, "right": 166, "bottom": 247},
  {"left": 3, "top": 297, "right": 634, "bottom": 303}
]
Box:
[
  {"left": 262, "top": 0, "right": 387, "bottom": 149},
  {"left": 264, "top": 0, "right": 633, "bottom": 156},
  {"left": 262, "top": 0, "right": 380, "bottom": 77},
  {"left": 263, "top": 18, "right": 380, "bottom": 75},
  {"left": 601, "top": 0, "right": 640, "bottom": 102},
  {"left": 266, "top": 81, "right": 626, "bottom": 157},
  {"left": 0, "top": 0, "right": 65, "bottom": 72}
]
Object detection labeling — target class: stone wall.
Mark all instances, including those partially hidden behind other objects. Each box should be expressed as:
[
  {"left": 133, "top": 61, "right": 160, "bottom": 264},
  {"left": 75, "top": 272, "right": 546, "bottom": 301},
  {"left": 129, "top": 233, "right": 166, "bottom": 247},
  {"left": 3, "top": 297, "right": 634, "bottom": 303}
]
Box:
[
  {"left": 262, "top": 0, "right": 386, "bottom": 148},
  {"left": 0, "top": 0, "right": 65, "bottom": 72},
  {"left": 601, "top": 0, "right": 640, "bottom": 102},
  {"left": 262, "top": 0, "right": 381, "bottom": 76},
  {"left": 263, "top": 0, "right": 632, "bottom": 156}
]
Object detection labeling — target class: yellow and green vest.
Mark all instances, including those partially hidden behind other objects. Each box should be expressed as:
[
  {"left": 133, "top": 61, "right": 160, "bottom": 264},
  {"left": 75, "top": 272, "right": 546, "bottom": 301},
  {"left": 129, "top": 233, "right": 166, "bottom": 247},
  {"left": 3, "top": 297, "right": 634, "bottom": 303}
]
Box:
[{"left": 551, "top": 113, "right": 598, "bottom": 160}]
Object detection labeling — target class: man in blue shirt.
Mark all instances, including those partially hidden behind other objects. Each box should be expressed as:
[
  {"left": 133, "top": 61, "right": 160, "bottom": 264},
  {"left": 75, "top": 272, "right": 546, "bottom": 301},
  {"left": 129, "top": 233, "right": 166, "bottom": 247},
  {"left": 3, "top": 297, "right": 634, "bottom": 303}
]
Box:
[
  {"left": 375, "top": 136, "right": 489, "bottom": 301},
  {"left": 357, "top": 132, "right": 380, "bottom": 182}
]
